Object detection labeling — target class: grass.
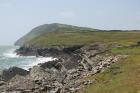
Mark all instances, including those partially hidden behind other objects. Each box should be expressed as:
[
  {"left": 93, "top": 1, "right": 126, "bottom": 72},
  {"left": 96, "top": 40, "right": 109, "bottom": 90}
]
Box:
[
  {"left": 111, "top": 47, "right": 140, "bottom": 55},
  {"left": 27, "top": 31, "right": 140, "bottom": 48},
  {"left": 24, "top": 26, "right": 140, "bottom": 92},
  {"left": 79, "top": 47, "right": 140, "bottom": 93}
]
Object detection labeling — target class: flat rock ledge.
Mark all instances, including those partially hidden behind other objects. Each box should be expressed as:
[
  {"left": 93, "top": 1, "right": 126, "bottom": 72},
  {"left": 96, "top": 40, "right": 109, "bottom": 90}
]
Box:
[{"left": 0, "top": 43, "right": 127, "bottom": 93}]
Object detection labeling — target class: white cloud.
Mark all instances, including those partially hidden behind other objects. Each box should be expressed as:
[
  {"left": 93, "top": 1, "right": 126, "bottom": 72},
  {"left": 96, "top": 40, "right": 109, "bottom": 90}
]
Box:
[{"left": 60, "top": 11, "right": 76, "bottom": 19}]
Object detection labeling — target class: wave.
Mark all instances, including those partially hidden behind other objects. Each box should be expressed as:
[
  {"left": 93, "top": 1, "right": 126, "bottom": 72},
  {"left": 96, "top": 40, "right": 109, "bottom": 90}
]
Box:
[
  {"left": 3, "top": 48, "right": 36, "bottom": 58},
  {"left": 0, "top": 46, "right": 56, "bottom": 70},
  {"left": 3, "top": 48, "right": 19, "bottom": 58},
  {"left": 23, "top": 57, "right": 56, "bottom": 70}
]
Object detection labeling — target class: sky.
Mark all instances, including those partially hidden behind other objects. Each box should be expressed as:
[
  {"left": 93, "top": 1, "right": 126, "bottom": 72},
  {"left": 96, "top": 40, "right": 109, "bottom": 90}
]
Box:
[{"left": 0, "top": 0, "right": 140, "bottom": 45}]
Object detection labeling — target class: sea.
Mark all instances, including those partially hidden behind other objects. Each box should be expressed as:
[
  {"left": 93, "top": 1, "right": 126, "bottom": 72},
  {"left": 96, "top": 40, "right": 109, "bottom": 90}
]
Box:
[{"left": 0, "top": 46, "right": 55, "bottom": 71}]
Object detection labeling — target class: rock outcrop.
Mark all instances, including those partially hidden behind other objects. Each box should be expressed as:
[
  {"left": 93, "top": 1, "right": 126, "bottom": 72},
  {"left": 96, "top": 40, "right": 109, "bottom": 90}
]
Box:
[
  {"left": 0, "top": 67, "right": 29, "bottom": 81},
  {"left": 0, "top": 43, "right": 127, "bottom": 93}
]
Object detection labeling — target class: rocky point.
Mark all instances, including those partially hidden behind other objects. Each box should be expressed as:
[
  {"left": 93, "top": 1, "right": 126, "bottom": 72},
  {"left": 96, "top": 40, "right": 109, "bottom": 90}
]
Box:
[{"left": 0, "top": 43, "right": 127, "bottom": 93}]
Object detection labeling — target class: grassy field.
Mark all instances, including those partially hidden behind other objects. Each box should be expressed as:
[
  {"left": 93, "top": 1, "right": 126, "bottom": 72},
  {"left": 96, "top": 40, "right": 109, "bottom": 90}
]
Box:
[
  {"left": 28, "top": 31, "right": 140, "bottom": 48},
  {"left": 79, "top": 46, "right": 140, "bottom": 93}
]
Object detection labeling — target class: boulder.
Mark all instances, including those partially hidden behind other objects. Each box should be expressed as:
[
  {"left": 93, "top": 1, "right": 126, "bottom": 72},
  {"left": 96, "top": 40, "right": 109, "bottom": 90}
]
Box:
[{"left": 1, "top": 67, "right": 29, "bottom": 81}]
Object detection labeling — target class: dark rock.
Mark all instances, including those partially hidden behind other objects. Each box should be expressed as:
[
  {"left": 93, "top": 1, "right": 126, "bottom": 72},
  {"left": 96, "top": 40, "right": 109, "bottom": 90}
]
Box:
[
  {"left": 137, "top": 41, "right": 140, "bottom": 45},
  {"left": 40, "top": 59, "right": 61, "bottom": 69},
  {"left": 1, "top": 67, "right": 29, "bottom": 81},
  {"left": 15, "top": 47, "right": 37, "bottom": 56}
]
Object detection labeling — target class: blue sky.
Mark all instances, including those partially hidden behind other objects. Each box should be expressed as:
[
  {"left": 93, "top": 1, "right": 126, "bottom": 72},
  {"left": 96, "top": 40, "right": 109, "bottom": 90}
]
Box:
[{"left": 0, "top": 0, "right": 140, "bottom": 45}]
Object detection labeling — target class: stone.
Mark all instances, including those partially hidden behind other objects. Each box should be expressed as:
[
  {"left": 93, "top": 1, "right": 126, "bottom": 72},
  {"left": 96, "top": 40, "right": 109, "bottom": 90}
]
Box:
[
  {"left": 83, "top": 80, "right": 93, "bottom": 85},
  {"left": 0, "top": 43, "right": 125, "bottom": 93},
  {"left": 29, "top": 66, "right": 51, "bottom": 81},
  {"left": 0, "top": 81, "right": 5, "bottom": 86},
  {"left": 1, "top": 67, "right": 29, "bottom": 81}
]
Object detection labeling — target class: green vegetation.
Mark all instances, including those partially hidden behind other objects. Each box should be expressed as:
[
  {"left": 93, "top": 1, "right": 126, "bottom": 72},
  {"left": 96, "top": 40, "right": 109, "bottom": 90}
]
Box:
[
  {"left": 111, "top": 47, "right": 140, "bottom": 55},
  {"left": 79, "top": 47, "right": 140, "bottom": 93},
  {"left": 16, "top": 23, "right": 140, "bottom": 92},
  {"left": 15, "top": 23, "right": 140, "bottom": 48},
  {"left": 27, "top": 31, "right": 140, "bottom": 48},
  {"left": 15, "top": 23, "right": 97, "bottom": 46}
]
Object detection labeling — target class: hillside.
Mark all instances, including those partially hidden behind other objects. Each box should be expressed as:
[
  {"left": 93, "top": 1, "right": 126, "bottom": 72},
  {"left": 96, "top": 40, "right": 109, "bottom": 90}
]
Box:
[
  {"left": 13, "top": 23, "right": 140, "bottom": 93},
  {"left": 15, "top": 23, "right": 140, "bottom": 48},
  {"left": 79, "top": 46, "right": 140, "bottom": 93},
  {"left": 15, "top": 23, "right": 98, "bottom": 47}
]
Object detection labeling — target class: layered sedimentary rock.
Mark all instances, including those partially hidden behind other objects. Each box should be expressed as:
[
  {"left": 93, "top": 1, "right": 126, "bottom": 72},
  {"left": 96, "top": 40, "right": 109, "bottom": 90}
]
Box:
[{"left": 0, "top": 43, "right": 126, "bottom": 93}]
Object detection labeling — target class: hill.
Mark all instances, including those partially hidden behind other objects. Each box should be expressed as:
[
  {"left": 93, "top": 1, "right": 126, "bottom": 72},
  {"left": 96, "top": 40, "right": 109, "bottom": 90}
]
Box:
[
  {"left": 15, "top": 23, "right": 98, "bottom": 47},
  {"left": 15, "top": 23, "right": 140, "bottom": 48},
  {"left": 13, "top": 23, "right": 140, "bottom": 93}
]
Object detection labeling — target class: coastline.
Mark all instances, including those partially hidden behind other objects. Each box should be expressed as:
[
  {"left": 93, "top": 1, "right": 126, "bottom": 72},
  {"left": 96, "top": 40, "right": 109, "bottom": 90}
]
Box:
[
  {"left": 0, "top": 43, "right": 126, "bottom": 93},
  {"left": 0, "top": 46, "right": 57, "bottom": 71}
]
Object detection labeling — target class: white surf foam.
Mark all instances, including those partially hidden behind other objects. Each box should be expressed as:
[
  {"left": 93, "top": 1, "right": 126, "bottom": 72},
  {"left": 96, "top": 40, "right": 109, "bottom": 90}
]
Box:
[
  {"left": 32, "top": 57, "right": 56, "bottom": 66},
  {"left": 23, "top": 57, "right": 57, "bottom": 70},
  {"left": 3, "top": 48, "right": 19, "bottom": 58},
  {"left": 1, "top": 46, "right": 57, "bottom": 70},
  {"left": 3, "top": 48, "right": 36, "bottom": 58}
]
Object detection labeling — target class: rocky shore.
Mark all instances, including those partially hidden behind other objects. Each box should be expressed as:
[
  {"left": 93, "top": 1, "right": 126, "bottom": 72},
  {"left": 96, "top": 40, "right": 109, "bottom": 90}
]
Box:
[{"left": 0, "top": 43, "right": 126, "bottom": 93}]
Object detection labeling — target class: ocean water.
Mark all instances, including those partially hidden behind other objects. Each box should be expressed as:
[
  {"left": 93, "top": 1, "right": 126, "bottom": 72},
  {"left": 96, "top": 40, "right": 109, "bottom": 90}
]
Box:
[{"left": 0, "top": 46, "right": 55, "bottom": 71}]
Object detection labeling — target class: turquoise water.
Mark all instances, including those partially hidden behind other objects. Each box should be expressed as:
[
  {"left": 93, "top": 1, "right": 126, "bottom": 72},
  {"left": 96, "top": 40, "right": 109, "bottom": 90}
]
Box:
[{"left": 0, "top": 46, "right": 55, "bottom": 70}]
